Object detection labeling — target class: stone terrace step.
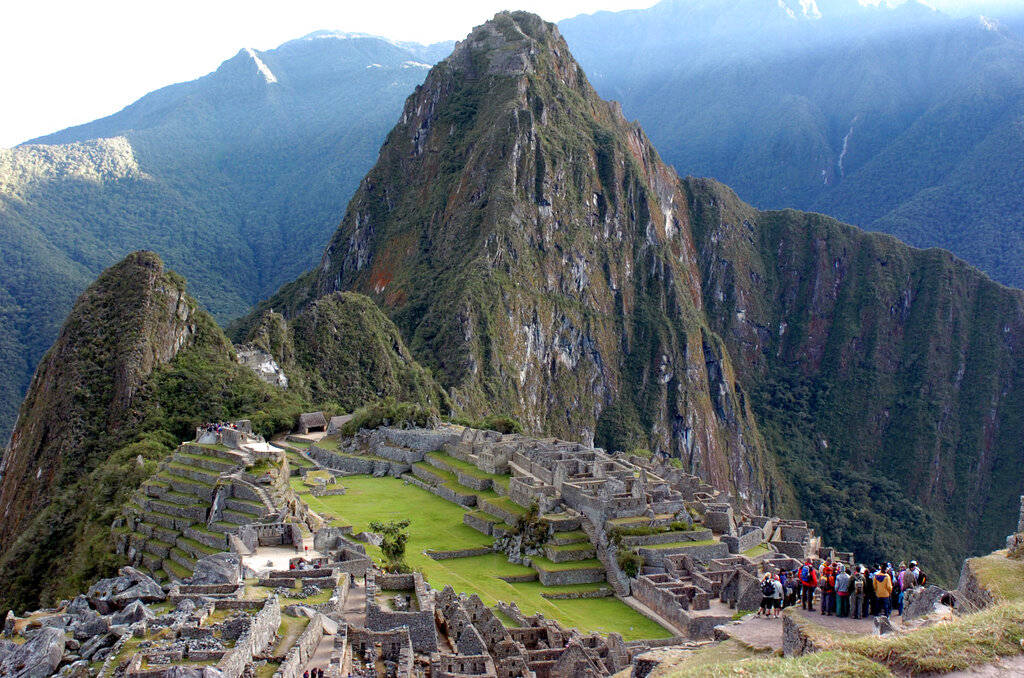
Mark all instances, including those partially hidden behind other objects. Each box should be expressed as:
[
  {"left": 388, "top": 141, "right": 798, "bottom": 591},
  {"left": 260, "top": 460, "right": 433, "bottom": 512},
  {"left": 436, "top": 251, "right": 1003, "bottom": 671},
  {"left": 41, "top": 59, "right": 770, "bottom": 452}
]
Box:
[
  {"left": 173, "top": 451, "right": 240, "bottom": 474},
  {"left": 183, "top": 525, "right": 229, "bottom": 551},
  {"left": 221, "top": 509, "right": 258, "bottom": 525},
  {"left": 139, "top": 535, "right": 176, "bottom": 559},
  {"left": 180, "top": 442, "right": 249, "bottom": 464},
  {"left": 157, "top": 488, "right": 205, "bottom": 506},
  {"left": 207, "top": 521, "right": 240, "bottom": 535},
  {"left": 176, "top": 536, "right": 221, "bottom": 559},
  {"left": 164, "top": 557, "right": 192, "bottom": 582},
  {"left": 543, "top": 542, "right": 597, "bottom": 563},
  {"left": 134, "top": 521, "right": 180, "bottom": 544},
  {"left": 549, "top": 530, "right": 589, "bottom": 546},
  {"left": 154, "top": 471, "right": 216, "bottom": 501},
  {"left": 169, "top": 546, "right": 198, "bottom": 572},
  {"left": 165, "top": 462, "right": 221, "bottom": 486},
  {"left": 141, "top": 497, "right": 208, "bottom": 522}
]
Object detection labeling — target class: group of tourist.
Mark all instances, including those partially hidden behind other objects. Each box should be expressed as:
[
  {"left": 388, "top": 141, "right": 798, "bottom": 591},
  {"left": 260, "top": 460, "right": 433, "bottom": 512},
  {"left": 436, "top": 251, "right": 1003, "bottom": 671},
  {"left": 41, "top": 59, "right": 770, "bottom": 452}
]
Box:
[
  {"left": 758, "top": 559, "right": 927, "bottom": 619},
  {"left": 202, "top": 421, "right": 239, "bottom": 432},
  {"left": 302, "top": 669, "right": 325, "bottom": 678}
]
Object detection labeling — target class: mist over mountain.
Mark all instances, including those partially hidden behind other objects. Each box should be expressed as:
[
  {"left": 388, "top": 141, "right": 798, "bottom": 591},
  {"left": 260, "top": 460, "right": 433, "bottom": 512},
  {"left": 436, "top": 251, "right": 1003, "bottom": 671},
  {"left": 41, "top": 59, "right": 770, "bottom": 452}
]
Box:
[
  {"left": 0, "top": 32, "right": 451, "bottom": 443},
  {"left": 559, "top": 0, "right": 1024, "bottom": 289}
]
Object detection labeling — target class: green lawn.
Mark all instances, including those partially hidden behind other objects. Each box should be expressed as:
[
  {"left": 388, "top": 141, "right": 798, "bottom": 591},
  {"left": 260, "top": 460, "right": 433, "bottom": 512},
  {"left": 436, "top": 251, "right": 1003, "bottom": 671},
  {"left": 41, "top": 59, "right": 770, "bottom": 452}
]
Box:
[{"left": 291, "top": 476, "right": 670, "bottom": 640}]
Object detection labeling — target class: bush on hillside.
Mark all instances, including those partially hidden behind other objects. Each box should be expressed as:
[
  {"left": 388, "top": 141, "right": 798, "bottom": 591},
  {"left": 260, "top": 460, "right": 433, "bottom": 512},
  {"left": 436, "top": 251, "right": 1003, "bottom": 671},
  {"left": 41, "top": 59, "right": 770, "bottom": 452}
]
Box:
[{"left": 340, "top": 398, "right": 440, "bottom": 435}]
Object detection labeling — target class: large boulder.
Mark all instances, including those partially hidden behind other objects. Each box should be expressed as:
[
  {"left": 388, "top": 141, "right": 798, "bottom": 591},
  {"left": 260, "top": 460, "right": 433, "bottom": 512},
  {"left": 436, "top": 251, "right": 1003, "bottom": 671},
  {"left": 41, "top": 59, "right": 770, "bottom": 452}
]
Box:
[
  {"left": 71, "top": 611, "right": 109, "bottom": 641},
  {"left": 903, "top": 585, "right": 949, "bottom": 620},
  {"left": 0, "top": 626, "right": 66, "bottom": 678},
  {"left": 86, "top": 566, "right": 164, "bottom": 613},
  {"left": 111, "top": 600, "right": 155, "bottom": 626},
  {"left": 190, "top": 553, "right": 242, "bottom": 586}
]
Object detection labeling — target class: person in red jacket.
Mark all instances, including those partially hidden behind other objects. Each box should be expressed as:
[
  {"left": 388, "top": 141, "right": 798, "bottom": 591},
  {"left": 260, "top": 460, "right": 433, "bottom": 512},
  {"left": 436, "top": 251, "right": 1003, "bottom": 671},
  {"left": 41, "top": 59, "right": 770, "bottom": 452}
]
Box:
[{"left": 798, "top": 559, "right": 818, "bottom": 610}]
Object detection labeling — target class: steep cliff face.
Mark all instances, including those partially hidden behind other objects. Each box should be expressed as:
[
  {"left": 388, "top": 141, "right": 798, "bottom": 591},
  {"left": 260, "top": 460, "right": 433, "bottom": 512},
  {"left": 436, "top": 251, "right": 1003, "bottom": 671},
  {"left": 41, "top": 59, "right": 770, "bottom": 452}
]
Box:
[
  {"left": 0, "top": 251, "right": 198, "bottom": 549},
  {"left": 686, "top": 177, "right": 1024, "bottom": 579},
  {"left": 256, "top": 12, "right": 771, "bottom": 507},
  {"left": 0, "top": 252, "right": 303, "bottom": 612}
]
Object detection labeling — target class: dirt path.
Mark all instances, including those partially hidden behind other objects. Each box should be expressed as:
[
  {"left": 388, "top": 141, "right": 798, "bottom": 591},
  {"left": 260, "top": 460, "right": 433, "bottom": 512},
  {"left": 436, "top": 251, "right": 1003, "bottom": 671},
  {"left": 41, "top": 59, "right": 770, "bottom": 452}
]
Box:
[
  {"left": 790, "top": 605, "right": 876, "bottom": 634},
  {"left": 720, "top": 614, "right": 784, "bottom": 652}
]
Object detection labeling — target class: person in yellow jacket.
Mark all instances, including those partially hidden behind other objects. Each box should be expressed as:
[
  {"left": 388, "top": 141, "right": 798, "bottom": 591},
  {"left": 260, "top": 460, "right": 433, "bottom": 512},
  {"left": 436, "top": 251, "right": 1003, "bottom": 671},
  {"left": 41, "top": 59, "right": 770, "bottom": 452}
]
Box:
[{"left": 872, "top": 566, "right": 893, "bottom": 616}]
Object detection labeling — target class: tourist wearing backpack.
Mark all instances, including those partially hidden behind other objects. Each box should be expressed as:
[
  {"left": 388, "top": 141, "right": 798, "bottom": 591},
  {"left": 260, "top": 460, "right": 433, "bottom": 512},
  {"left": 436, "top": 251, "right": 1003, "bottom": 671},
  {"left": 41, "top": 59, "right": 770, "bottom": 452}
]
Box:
[
  {"left": 820, "top": 562, "right": 836, "bottom": 616},
  {"left": 850, "top": 566, "right": 866, "bottom": 619},
  {"left": 835, "top": 564, "right": 851, "bottom": 617},
  {"left": 799, "top": 560, "right": 817, "bottom": 610},
  {"left": 771, "top": 574, "right": 785, "bottom": 618},
  {"left": 758, "top": 574, "right": 775, "bottom": 617}
]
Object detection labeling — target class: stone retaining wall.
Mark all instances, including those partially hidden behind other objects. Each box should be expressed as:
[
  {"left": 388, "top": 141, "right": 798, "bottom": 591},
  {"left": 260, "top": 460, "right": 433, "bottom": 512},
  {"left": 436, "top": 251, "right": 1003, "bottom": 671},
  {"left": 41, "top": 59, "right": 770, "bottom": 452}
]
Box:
[
  {"left": 540, "top": 588, "right": 612, "bottom": 599},
  {"left": 639, "top": 542, "right": 729, "bottom": 567},
  {"left": 543, "top": 545, "right": 597, "bottom": 563},
  {"left": 620, "top": 530, "right": 712, "bottom": 547},
  {"left": 534, "top": 565, "right": 605, "bottom": 586},
  {"left": 426, "top": 547, "right": 494, "bottom": 560},
  {"left": 462, "top": 512, "right": 494, "bottom": 535}
]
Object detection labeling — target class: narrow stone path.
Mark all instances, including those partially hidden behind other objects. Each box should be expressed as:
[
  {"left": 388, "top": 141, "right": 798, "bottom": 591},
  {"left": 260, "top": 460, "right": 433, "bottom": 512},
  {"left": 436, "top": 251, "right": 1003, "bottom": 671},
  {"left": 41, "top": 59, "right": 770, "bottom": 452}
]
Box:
[
  {"left": 300, "top": 632, "right": 335, "bottom": 677},
  {"left": 341, "top": 577, "right": 367, "bottom": 627}
]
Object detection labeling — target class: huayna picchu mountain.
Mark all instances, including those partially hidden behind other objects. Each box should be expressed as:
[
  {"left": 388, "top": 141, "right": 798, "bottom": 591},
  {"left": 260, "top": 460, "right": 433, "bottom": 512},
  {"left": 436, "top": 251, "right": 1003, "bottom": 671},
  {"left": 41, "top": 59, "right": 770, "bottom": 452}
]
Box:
[
  {"left": 241, "top": 11, "right": 1024, "bottom": 582},
  {"left": 239, "top": 10, "right": 775, "bottom": 513},
  {"left": 0, "top": 252, "right": 443, "bottom": 612}
]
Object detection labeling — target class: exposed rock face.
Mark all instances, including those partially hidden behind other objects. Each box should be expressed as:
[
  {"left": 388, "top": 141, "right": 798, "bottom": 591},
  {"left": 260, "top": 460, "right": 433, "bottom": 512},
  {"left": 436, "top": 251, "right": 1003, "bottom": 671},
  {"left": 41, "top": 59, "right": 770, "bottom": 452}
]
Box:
[
  {"left": 86, "top": 566, "right": 165, "bottom": 613},
  {"left": 0, "top": 251, "right": 198, "bottom": 550},
  {"left": 235, "top": 346, "right": 288, "bottom": 388},
  {"left": 256, "top": 11, "right": 772, "bottom": 507},
  {"left": 0, "top": 626, "right": 66, "bottom": 678}
]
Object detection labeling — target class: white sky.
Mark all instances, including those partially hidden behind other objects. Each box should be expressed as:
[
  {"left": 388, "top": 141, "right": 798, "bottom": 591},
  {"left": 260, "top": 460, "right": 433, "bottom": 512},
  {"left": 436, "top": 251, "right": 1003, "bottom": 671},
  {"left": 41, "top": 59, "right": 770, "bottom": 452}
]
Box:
[{"left": 0, "top": 0, "right": 1012, "bottom": 148}]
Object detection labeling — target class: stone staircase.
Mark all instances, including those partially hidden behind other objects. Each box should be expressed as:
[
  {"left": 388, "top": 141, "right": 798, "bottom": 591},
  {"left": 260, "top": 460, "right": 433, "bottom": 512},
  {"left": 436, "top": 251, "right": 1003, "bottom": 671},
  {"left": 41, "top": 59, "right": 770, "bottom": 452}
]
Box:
[
  {"left": 581, "top": 515, "right": 631, "bottom": 597},
  {"left": 114, "top": 443, "right": 281, "bottom": 582}
]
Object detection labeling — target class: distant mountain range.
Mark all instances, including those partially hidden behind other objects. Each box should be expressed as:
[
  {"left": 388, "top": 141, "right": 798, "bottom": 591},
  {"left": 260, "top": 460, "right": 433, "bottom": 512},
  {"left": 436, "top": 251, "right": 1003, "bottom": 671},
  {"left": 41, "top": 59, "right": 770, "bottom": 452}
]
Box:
[
  {"left": 0, "top": 33, "right": 451, "bottom": 442},
  {"left": 3, "top": 0, "right": 1024, "bottom": 453},
  {"left": 560, "top": 0, "right": 1024, "bottom": 288}
]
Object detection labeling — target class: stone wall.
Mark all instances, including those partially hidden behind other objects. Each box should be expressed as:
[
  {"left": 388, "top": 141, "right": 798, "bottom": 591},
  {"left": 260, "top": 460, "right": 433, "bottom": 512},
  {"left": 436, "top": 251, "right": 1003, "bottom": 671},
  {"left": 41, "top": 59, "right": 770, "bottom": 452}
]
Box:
[
  {"left": 638, "top": 542, "right": 729, "bottom": 568},
  {"left": 274, "top": 613, "right": 324, "bottom": 678},
  {"left": 534, "top": 565, "right": 605, "bottom": 586},
  {"left": 216, "top": 596, "right": 280, "bottom": 678},
  {"left": 720, "top": 529, "right": 762, "bottom": 555},
  {"left": 426, "top": 547, "right": 495, "bottom": 560}
]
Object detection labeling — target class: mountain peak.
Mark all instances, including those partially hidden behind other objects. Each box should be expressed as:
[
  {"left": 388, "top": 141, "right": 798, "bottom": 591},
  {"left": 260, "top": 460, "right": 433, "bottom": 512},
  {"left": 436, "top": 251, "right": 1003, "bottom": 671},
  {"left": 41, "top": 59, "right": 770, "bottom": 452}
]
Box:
[{"left": 448, "top": 11, "right": 569, "bottom": 77}]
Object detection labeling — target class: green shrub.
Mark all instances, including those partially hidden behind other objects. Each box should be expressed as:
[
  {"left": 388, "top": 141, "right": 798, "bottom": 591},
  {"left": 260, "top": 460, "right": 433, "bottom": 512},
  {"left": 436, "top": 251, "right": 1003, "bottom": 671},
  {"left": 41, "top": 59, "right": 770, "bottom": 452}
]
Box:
[
  {"left": 340, "top": 399, "right": 439, "bottom": 435},
  {"left": 450, "top": 414, "right": 524, "bottom": 434},
  {"left": 617, "top": 549, "right": 643, "bottom": 578}
]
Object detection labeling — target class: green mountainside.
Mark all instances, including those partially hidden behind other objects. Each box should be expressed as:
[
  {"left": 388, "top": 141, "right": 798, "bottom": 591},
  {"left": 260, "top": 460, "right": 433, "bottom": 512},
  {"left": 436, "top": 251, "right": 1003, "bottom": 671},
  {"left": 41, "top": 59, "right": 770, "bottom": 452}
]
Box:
[
  {"left": 246, "top": 12, "right": 1024, "bottom": 581},
  {"left": 0, "top": 34, "right": 451, "bottom": 445},
  {"left": 559, "top": 0, "right": 1024, "bottom": 289},
  {"left": 0, "top": 252, "right": 442, "bottom": 611}
]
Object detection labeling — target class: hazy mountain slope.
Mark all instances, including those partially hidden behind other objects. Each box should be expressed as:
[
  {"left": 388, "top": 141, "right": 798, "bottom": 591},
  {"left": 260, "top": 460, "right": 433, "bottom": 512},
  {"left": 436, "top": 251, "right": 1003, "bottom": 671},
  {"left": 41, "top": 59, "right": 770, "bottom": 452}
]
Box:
[
  {"left": 245, "top": 11, "right": 776, "bottom": 508},
  {"left": 0, "top": 34, "right": 451, "bottom": 444},
  {"left": 559, "top": 0, "right": 1024, "bottom": 289}
]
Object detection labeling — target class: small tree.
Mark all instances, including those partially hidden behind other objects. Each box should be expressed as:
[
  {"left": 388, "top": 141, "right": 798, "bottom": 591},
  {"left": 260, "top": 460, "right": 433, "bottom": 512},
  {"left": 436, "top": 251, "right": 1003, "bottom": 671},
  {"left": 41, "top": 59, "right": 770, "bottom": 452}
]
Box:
[
  {"left": 617, "top": 548, "right": 643, "bottom": 578},
  {"left": 369, "top": 519, "right": 411, "bottom": 572}
]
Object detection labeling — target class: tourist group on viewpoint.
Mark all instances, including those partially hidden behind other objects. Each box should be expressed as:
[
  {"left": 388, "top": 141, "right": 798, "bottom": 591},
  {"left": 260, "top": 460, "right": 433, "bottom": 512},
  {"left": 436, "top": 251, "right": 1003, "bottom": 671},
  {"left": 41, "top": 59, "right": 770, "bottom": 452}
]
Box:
[{"left": 758, "top": 559, "right": 927, "bottom": 619}]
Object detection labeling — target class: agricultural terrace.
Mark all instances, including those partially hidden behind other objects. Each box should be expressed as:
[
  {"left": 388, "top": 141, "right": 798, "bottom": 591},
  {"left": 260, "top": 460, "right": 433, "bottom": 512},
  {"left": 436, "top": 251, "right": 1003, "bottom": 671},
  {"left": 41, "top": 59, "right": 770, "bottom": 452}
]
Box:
[{"left": 290, "top": 475, "right": 671, "bottom": 640}]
